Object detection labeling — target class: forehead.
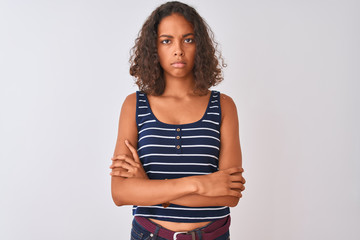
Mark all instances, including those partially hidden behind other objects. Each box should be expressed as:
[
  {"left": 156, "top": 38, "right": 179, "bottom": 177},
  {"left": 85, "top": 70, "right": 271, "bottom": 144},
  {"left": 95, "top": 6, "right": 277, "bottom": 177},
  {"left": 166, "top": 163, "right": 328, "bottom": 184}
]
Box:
[{"left": 157, "top": 13, "right": 194, "bottom": 35}]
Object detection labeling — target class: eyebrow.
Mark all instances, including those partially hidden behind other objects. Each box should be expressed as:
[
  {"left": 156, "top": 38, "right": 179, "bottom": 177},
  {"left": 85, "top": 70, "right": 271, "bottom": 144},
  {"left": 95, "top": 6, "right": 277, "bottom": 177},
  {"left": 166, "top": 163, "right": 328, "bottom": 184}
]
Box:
[{"left": 158, "top": 33, "right": 194, "bottom": 38}]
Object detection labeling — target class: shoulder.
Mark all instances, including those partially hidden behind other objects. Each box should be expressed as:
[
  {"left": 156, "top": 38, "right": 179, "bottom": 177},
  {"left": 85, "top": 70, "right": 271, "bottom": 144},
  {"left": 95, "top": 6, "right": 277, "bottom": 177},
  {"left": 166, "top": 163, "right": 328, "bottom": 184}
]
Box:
[
  {"left": 121, "top": 92, "right": 137, "bottom": 112},
  {"left": 123, "top": 92, "right": 137, "bottom": 105},
  {"left": 118, "top": 92, "right": 138, "bottom": 124},
  {"left": 219, "top": 93, "right": 235, "bottom": 105},
  {"left": 219, "top": 93, "right": 238, "bottom": 122}
]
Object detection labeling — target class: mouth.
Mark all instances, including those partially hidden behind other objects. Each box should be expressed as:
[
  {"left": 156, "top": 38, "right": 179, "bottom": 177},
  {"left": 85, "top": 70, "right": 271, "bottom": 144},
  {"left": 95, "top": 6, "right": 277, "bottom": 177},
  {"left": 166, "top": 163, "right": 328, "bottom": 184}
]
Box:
[{"left": 171, "top": 61, "right": 186, "bottom": 68}]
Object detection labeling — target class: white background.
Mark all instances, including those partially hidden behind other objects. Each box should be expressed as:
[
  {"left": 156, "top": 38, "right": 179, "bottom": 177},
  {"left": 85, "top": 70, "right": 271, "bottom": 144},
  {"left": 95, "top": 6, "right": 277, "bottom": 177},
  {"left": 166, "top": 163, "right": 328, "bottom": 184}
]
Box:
[{"left": 0, "top": 0, "right": 359, "bottom": 239}]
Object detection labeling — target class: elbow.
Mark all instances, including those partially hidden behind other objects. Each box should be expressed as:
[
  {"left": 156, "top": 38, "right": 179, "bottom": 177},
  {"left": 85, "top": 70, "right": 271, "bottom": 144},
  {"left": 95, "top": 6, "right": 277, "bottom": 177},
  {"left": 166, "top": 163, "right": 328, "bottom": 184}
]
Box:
[
  {"left": 112, "top": 192, "right": 127, "bottom": 206},
  {"left": 227, "top": 196, "right": 240, "bottom": 208},
  {"left": 111, "top": 185, "right": 127, "bottom": 206},
  {"left": 111, "top": 191, "right": 124, "bottom": 206},
  {"left": 112, "top": 196, "right": 124, "bottom": 207},
  {"left": 114, "top": 201, "right": 124, "bottom": 207},
  {"left": 111, "top": 177, "right": 129, "bottom": 206}
]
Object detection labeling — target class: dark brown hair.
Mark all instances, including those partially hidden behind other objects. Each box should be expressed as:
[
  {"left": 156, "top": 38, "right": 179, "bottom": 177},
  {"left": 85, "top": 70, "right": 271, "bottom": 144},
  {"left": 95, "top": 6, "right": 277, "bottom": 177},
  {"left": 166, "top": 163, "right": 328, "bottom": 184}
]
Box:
[{"left": 129, "top": 1, "right": 225, "bottom": 96}]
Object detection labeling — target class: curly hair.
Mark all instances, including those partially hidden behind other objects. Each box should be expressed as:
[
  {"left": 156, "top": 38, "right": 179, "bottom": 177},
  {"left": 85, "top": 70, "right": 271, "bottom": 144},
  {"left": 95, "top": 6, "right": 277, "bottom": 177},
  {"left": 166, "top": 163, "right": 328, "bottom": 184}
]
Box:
[{"left": 129, "top": 1, "right": 226, "bottom": 96}]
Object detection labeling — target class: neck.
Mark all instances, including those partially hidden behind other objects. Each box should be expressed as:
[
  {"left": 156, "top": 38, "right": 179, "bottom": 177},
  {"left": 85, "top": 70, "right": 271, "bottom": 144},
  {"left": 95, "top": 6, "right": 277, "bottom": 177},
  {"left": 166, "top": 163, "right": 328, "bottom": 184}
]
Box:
[{"left": 162, "top": 73, "right": 196, "bottom": 97}]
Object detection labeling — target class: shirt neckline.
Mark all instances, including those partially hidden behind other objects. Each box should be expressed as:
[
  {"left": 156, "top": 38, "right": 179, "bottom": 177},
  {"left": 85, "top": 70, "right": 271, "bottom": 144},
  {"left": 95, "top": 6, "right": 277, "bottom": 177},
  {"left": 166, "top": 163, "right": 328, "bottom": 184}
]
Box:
[{"left": 142, "top": 90, "right": 214, "bottom": 127}]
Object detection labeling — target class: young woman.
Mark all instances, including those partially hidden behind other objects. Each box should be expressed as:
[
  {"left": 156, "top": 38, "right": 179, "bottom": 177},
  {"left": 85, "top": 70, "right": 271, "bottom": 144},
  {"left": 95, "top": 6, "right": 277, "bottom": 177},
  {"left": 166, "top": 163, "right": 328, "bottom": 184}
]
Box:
[{"left": 110, "top": 2, "right": 246, "bottom": 239}]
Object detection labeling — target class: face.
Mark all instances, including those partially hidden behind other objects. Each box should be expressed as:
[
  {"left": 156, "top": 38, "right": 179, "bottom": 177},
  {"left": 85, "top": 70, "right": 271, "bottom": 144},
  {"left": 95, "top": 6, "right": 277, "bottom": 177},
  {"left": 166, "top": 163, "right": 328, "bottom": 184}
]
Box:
[{"left": 157, "top": 13, "right": 196, "bottom": 80}]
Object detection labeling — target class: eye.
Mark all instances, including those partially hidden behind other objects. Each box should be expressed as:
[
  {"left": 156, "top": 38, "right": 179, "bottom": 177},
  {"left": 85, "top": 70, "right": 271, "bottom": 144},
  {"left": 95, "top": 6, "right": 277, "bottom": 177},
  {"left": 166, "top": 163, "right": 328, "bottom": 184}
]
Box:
[
  {"left": 161, "top": 39, "right": 171, "bottom": 44},
  {"left": 184, "top": 38, "right": 194, "bottom": 43}
]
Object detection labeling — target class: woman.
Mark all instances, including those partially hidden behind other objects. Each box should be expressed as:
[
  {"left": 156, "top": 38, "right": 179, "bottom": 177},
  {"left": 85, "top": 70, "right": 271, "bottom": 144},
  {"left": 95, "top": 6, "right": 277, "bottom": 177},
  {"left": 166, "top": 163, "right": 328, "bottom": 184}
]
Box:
[{"left": 110, "top": 2, "right": 246, "bottom": 239}]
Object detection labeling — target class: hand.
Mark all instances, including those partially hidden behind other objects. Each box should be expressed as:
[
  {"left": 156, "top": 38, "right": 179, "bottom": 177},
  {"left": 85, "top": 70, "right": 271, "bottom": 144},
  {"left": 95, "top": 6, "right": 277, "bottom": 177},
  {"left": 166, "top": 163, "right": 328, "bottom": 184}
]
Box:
[
  {"left": 195, "top": 167, "right": 246, "bottom": 198},
  {"left": 110, "top": 140, "right": 148, "bottom": 179}
]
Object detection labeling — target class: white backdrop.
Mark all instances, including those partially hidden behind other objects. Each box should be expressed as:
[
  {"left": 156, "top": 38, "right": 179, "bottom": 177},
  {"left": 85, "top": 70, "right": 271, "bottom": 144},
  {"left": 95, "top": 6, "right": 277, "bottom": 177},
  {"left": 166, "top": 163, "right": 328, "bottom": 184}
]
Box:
[{"left": 0, "top": 0, "right": 359, "bottom": 239}]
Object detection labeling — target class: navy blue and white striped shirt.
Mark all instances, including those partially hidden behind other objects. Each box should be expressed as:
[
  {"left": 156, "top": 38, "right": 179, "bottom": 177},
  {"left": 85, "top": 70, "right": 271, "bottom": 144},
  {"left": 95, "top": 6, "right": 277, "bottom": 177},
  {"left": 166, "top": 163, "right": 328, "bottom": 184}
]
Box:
[{"left": 132, "top": 90, "right": 230, "bottom": 222}]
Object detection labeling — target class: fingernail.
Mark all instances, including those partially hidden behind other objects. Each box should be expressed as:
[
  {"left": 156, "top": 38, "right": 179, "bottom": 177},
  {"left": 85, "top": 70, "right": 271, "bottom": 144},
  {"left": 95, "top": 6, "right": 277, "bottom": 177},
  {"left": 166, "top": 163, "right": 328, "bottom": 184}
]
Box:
[{"left": 125, "top": 139, "right": 129, "bottom": 144}]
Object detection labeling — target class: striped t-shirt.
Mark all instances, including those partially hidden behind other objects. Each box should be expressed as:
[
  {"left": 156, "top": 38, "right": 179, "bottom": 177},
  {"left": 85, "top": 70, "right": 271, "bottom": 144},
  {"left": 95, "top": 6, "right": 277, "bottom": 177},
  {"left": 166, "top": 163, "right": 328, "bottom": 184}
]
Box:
[{"left": 132, "top": 90, "right": 230, "bottom": 223}]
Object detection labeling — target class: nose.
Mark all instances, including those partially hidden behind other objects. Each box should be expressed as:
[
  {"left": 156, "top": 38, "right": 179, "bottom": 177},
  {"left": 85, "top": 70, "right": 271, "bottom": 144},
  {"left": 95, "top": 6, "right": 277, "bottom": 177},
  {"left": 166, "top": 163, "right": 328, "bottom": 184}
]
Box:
[
  {"left": 174, "top": 49, "right": 184, "bottom": 57},
  {"left": 173, "top": 43, "right": 184, "bottom": 57}
]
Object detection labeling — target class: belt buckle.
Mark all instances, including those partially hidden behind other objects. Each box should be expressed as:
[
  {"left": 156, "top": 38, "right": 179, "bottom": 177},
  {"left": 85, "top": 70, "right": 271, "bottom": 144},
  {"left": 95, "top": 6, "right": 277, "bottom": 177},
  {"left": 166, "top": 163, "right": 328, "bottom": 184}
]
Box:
[{"left": 173, "top": 231, "right": 187, "bottom": 240}]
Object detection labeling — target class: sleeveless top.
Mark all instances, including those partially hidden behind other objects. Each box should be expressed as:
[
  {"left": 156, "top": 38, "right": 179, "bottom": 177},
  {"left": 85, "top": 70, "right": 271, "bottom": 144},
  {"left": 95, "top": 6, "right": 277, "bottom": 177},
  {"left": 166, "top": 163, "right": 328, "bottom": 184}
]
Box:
[{"left": 132, "top": 90, "right": 230, "bottom": 223}]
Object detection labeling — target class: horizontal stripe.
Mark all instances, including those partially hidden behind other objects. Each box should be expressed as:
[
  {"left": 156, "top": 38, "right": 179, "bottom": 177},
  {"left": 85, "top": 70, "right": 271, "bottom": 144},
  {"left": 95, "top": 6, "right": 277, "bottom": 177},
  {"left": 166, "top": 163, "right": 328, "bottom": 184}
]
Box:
[
  {"left": 211, "top": 100, "right": 218, "bottom": 103},
  {"left": 207, "top": 112, "right": 220, "bottom": 115},
  {"left": 146, "top": 171, "right": 210, "bottom": 175},
  {"left": 182, "top": 135, "right": 220, "bottom": 141},
  {"left": 138, "top": 144, "right": 175, "bottom": 151},
  {"left": 182, "top": 144, "right": 219, "bottom": 150},
  {"left": 139, "top": 135, "right": 220, "bottom": 142},
  {"left": 133, "top": 213, "right": 230, "bottom": 220},
  {"left": 138, "top": 135, "right": 174, "bottom": 142},
  {"left": 138, "top": 113, "right": 151, "bottom": 117},
  {"left": 139, "top": 99, "right": 146, "bottom": 102},
  {"left": 213, "top": 95, "right": 218, "bottom": 97},
  {"left": 138, "top": 127, "right": 176, "bottom": 134},
  {"left": 139, "top": 153, "right": 218, "bottom": 160},
  {"left": 181, "top": 127, "right": 219, "bottom": 134},
  {"left": 135, "top": 206, "right": 227, "bottom": 211},
  {"left": 142, "top": 162, "right": 217, "bottom": 168},
  {"left": 209, "top": 106, "right": 219, "bottom": 108},
  {"left": 202, "top": 119, "right": 219, "bottom": 125},
  {"left": 138, "top": 106, "right": 148, "bottom": 109},
  {"left": 138, "top": 119, "right": 156, "bottom": 126}
]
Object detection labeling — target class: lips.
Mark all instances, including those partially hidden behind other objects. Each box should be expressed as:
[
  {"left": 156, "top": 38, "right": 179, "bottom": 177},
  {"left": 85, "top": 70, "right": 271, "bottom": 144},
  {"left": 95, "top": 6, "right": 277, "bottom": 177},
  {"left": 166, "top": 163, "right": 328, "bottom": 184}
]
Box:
[{"left": 171, "top": 61, "right": 186, "bottom": 68}]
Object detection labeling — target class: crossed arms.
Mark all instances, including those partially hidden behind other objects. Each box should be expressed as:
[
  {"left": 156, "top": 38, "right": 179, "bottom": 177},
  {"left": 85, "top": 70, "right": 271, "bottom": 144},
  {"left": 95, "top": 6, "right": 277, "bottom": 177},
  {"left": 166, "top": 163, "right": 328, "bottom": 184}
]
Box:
[{"left": 110, "top": 93, "right": 246, "bottom": 207}]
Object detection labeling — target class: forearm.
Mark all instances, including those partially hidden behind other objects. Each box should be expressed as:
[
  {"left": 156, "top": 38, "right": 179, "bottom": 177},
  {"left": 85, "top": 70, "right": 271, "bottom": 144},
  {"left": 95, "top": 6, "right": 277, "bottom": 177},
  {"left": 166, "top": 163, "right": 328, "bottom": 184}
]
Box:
[
  {"left": 170, "top": 194, "right": 240, "bottom": 207},
  {"left": 111, "top": 176, "right": 198, "bottom": 206},
  {"left": 111, "top": 166, "right": 244, "bottom": 207}
]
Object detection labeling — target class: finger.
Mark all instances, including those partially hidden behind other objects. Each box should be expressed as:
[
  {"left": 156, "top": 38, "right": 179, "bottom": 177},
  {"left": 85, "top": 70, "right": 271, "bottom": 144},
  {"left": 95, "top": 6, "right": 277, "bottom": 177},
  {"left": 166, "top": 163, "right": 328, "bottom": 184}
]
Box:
[
  {"left": 111, "top": 160, "right": 134, "bottom": 170},
  {"left": 111, "top": 157, "right": 141, "bottom": 173},
  {"left": 229, "top": 167, "right": 244, "bottom": 173},
  {"left": 110, "top": 160, "right": 125, "bottom": 168},
  {"left": 228, "top": 189, "right": 242, "bottom": 198},
  {"left": 229, "top": 182, "right": 245, "bottom": 190},
  {"left": 234, "top": 174, "right": 246, "bottom": 184},
  {"left": 111, "top": 167, "right": 127, "bottom": 174},
  {"left": 111, "top": 155, "right": 139, "bottom": 168},
  {"left": 230, "top": 174, "right": 245, "bottom": 182},
  {"left": 121, "top": 155, "right": 141, "bottom": 168},
  {"left": 111, "top": 154, "right": 128, "bottom": 160},
  {"left": 225, "top": 167, "right": 244, "bottom": 175},
  {"left": 110, "top": 170, "right": 124, "bottom": 177},
  {"left": 110, "top": 170, "right": 133, "bottom": 178},
  {"left": 231, "top": 173, "right": 246, "bottom": 184},
  {"left": 125, "top": 140, "right": 141, "bottom": 163},
  {"left": 241, "top": 176, "right": 246, "bottom": 184},
  {"left": 230, "top": 182, "right": 245, "bottom": 191},
  {"left": 110, "top": 161, "right": 121, "bottom": 168},
  {"left": 111, "top": 157, "right": 137, "bottom": 168}
]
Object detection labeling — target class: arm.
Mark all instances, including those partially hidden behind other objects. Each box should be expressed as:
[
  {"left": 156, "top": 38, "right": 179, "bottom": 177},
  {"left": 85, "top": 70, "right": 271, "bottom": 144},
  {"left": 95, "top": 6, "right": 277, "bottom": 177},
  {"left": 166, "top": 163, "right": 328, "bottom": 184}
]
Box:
[
  {"left": 169, "top": 93, "right": 245, "bottom": 207},
  {"left": 111, "top": 93, "right": 191, "bottom": 206},
  {"left": 110, "top": 93, "right": 243, "bottom": 206}
]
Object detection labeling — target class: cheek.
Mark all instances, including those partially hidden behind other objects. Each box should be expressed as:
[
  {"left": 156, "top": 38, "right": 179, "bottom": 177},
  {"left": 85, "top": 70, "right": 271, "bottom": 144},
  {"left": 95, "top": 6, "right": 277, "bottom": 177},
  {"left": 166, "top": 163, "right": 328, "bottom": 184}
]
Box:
[
  {"left": 157, "top": 49, "right": 168, "bottom": 69},
  {"left": 188, "top": 47, "right": 196, "bottom": 64},
  {"left": 157, "top": 48, "right": 167, "bottom": 62}
]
